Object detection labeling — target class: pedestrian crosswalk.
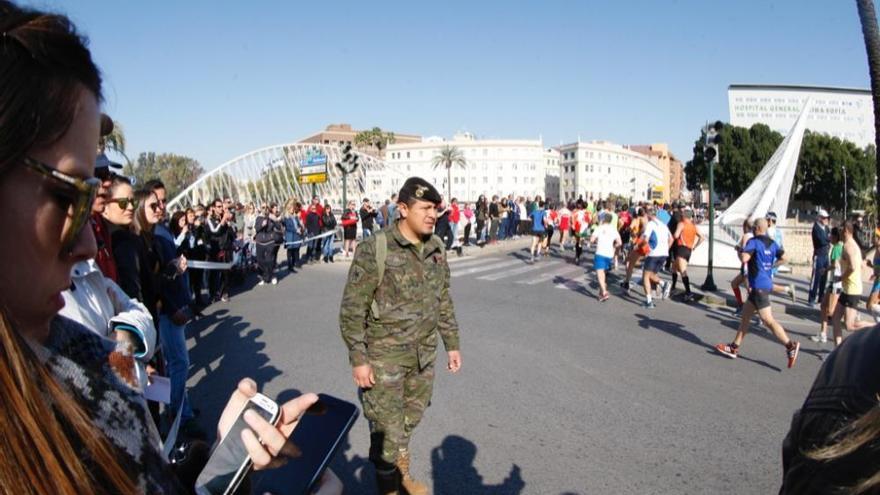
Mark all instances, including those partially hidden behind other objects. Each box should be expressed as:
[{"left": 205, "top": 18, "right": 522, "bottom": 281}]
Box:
[{"left": 448, "top": 252, "right": 591, "bottom": 287}]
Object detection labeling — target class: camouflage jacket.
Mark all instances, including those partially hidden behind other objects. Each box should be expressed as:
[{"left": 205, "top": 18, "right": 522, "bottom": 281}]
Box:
[{"left": 340, "top": 223, "right": 460, "bottom": 369}]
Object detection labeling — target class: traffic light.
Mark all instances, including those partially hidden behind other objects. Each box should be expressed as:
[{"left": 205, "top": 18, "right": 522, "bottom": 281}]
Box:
[
  {"left": 341, "top": 144, "right": 353, "bottom": 163},
  {"left": 705, "top": 121, "right": 723, "bottom": 163},
  {"left": 350, "top": 154, "right": 359, "bottom": 173}
]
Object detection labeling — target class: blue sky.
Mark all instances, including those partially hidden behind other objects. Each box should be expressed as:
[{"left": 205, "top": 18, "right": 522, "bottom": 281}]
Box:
[{"left": 28, "top": 0, "right": 872, "bottom": 170}]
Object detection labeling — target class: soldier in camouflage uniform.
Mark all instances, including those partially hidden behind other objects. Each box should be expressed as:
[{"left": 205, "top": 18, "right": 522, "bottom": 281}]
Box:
[{"left": 340, "top": 177, "right": 462, "bottom": 495}]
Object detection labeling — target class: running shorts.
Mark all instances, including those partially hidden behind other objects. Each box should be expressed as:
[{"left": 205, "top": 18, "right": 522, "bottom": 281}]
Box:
[
  {"left": 872, "top": 279, "right": 880, "bottom": 294},
  {"left": 674, "top": 246, "right": 692, "bottom": 262},
  {"left": 643, "top": 256, "right": 665, "bottom": 273},
  {"left": 840, "top": 293, "right": 860, "bottom": 308},
  {"left": 532, "top": 230, "right": 546, "bottom": 239},
  {"left": 594, "top": 255, "right": 613, "bottom": 271},
  {"left": 747, "top": 289, "right": 772, "bottom": 310}
]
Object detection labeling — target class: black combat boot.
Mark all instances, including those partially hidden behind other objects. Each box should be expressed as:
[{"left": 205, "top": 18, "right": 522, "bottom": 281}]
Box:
[{"left": 375, "top": 466, "right": 401, "bottom": 495}]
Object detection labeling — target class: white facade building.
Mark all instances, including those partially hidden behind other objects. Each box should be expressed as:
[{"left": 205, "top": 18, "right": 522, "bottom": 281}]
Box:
[
  {"left": 728, "top": 84, "right": 874, "bottom": 148},
  {"left": 369, "top": 132, "right": 548, "bottom": 202},
  {"left": 558, "top": 140, "right": 664, "bottom": 202},
  {"left": 543, "top": 148, "right": 561, "bottom": 201}
]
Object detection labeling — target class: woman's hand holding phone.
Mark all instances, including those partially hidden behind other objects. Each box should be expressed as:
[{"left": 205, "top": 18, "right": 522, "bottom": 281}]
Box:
[{"left": 217, "top": 378, "right": 318, "bottom": 471}]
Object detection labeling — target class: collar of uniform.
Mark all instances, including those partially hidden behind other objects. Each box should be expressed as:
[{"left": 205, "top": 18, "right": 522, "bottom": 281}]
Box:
[{"left": 390, "top": 223, "right": 442, "bottom": 258}]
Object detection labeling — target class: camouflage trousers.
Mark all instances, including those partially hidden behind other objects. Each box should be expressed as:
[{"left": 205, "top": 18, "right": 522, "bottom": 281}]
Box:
[{"left": 360, "top": 358, "right": 435, "bottom": 467}]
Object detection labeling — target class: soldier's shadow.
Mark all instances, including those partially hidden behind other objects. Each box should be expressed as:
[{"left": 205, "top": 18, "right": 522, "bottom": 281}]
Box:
[{"left": 431, "top": 435, "right": 525, "bottom": 495}]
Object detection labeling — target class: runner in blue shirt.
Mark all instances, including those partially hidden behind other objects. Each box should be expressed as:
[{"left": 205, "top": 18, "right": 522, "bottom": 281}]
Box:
[
  {"left": 715, "top": 218, "right": 801, "bottom": 368},
  {"left": 529, "top": 201, "right": 548, "bottom": 262}
]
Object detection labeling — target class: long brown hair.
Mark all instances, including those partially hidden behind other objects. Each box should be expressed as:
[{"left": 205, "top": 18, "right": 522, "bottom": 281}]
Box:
[
  {"left": 0, "top": 307, "right": 137, "bottom": 494},
  {"left": 0, "top": 1, "right": 136, "bottom": 492},
  {"left": 808, "top": 405, "right": 880, "bottom": 494}
]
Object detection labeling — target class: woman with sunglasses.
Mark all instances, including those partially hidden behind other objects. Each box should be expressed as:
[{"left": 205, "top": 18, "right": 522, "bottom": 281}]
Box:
[
  {"left": 110, "top": 186, "right": 161, "bottom": 324},
  {"left": 0, "top": 2, "right": 322, "bottom": 493}
]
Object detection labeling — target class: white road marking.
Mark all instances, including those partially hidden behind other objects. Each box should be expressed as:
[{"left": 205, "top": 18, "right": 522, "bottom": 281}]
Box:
[
  {"left": 478, "top": 261, "right": 560, "bottom": 281},
  {"left": 516, "top": 265, "right": 585, "bottom": 285},
  {"left": 451, "top": 259, "right": 524, "bottom": 277}
]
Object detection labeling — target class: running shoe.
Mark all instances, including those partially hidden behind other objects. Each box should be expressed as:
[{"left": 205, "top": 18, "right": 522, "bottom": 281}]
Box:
[
  {"left": 662, "top": 281, "right": 672, "bottom": 300},
  {"left": 271, "top": 277, "right": 278, "bottom": 285},
  {"left": 786, "top": 341, "right": 800, "bottom": 368},
  {"left": 733, "top": 306, "right": 743, "bottom": 317},
  {"left": 682, "top": 293, "right": 696, "bottom": 303},
  {"left": 258, "top": 280, "right": 265, "bottom": 286},
  {"left": 641, "top": 300, "right": 656, "bottom": 309},
  {"left": 809, "top": 333, "right": 827, "bottom": 344},
  {"left": 620, "top": 281, "right": 630, "bottom": 291},
  {"left": 715, "top": 343, "right": 739, "bottom": 359},
  {"left": 789, "top": 284, "right": 797, "bottom": 304},
  {"left": 599, "top": 293, "right": 610, "bottom": 302}
]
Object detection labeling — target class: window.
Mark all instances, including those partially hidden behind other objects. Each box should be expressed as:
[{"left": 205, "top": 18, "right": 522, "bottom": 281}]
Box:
[{"left": 406, "top": 151, "right": 410, "bottom": 158}]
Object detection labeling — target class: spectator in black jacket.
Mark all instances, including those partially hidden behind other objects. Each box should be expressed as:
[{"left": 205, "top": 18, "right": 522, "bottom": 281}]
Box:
[
  {"left": 321, "top": 202, "right": 337, "bottom": 263},
  {"left": 111, "top": 187, "right": 160, "bottom": 322},
  {"left": 305, "top": 202, "right": 322, "bottom": 263},
  {"left": 206, "top": 198, "right": 234, "bottom": 302},
  {"left": 360, "top": 198, "right": 378, "bottom": 238},
  {"left": 254, "top": 203, "right": 282, "bottom": 285},
  {"left": 807, "top": 209, "right": 831, "bottom": 307}
]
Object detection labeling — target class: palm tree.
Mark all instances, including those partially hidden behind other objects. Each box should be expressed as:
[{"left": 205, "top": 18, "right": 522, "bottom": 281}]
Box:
[
  {"left": 99, "top": 118, "right": 132, "bottom": 167},
  {"left": 857, "top": 0, "right": 880, "bottom": 222},
  {"left": 354, "top": 127, "right": 396, "bottom": 156},
  {"left": 432, "top": 145, "right": 467, "bottom": 199}
]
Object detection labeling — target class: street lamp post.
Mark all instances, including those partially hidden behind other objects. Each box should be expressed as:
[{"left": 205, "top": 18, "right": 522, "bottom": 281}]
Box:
[
  {"left": 843, "top": 164, "right": 848, "bottom": 218},
  {"left": 702, "top": 121, "right": 723, "bottom": 292}
]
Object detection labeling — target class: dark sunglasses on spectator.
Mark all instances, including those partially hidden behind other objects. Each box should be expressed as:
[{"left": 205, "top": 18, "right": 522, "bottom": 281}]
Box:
[
  {"left": 109, "top": 197, "right": 139, "bottom": 210},
  {"left": 147, "top": 201, "right": 161, "bottom": 212},
  {"left": 23, "top": 156, "right": 100, "bottom": 251}
]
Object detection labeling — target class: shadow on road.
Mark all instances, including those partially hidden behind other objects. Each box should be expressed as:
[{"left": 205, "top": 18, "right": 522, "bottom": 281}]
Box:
[
  {"left": 186, "top": 305, "right": 283, "bottom": 442},
  {"left": 635, "top": 313, "right": 783, "bottom": 372},
  {"left": 431, "top": 435, "right": 525, "bottom": 495}
]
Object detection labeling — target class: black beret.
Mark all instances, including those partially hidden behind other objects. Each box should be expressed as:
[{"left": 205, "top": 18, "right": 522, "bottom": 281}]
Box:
[{"left": 398, "top": 177, "right": 442, "bottom": 205}]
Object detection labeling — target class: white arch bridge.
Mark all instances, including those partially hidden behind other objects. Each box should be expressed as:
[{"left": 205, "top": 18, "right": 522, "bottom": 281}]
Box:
[{"left": 167, "top": 143, "right": 389, "bottom": 211}]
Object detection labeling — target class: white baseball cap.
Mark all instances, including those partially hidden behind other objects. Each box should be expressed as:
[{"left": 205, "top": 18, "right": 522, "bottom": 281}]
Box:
[{"left": 817, "top": 209, "right": 830, "bottom": 218}]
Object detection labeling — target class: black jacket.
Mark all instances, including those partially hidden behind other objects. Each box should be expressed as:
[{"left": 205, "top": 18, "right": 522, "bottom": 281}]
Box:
[
  {"left": 811, "top": 222, "right": 830, "bottom": 258},
  {"left": 111, "top": 229, "right": 159, "bottom": 321},
  {"left": 780, "top": 328, "right": 880, "bottom": 494},
  {"left": 254, "top": 215, "right": 282, "bottom": 245}
]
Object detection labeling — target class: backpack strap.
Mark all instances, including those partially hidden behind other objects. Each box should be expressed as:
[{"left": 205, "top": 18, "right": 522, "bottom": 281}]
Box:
[{"left": 370, "top": 231, "right": 388, "bottom": 319}]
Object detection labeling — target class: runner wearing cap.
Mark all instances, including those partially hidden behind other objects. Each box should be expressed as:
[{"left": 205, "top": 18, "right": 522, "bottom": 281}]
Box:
[{"left": 715, "top": 218, "right": 801, "bottom": 368}]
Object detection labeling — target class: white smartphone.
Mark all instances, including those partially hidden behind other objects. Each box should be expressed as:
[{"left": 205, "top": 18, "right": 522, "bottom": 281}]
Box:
[{"left": 194, "top": 393, "right": 280, "bottom": 495}]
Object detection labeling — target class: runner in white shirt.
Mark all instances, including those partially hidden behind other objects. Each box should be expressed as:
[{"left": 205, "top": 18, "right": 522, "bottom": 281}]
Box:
[
  {"left": 590, "top": 213, "right": 622, "bottom": 302},
  {"left": 641, "top": 206, "right": 673, "bottom": 308}
]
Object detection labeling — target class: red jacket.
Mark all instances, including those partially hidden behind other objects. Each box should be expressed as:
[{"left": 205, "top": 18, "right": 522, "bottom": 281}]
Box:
[
  {"left": 449, "top": 204, "right": 460, "bottom": 223},
  {"left": 91, "top": 213, "right": 117, "bottom": 282},
  {"left": 341, "top": 209, "right": 358, "bottom": 227}
]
